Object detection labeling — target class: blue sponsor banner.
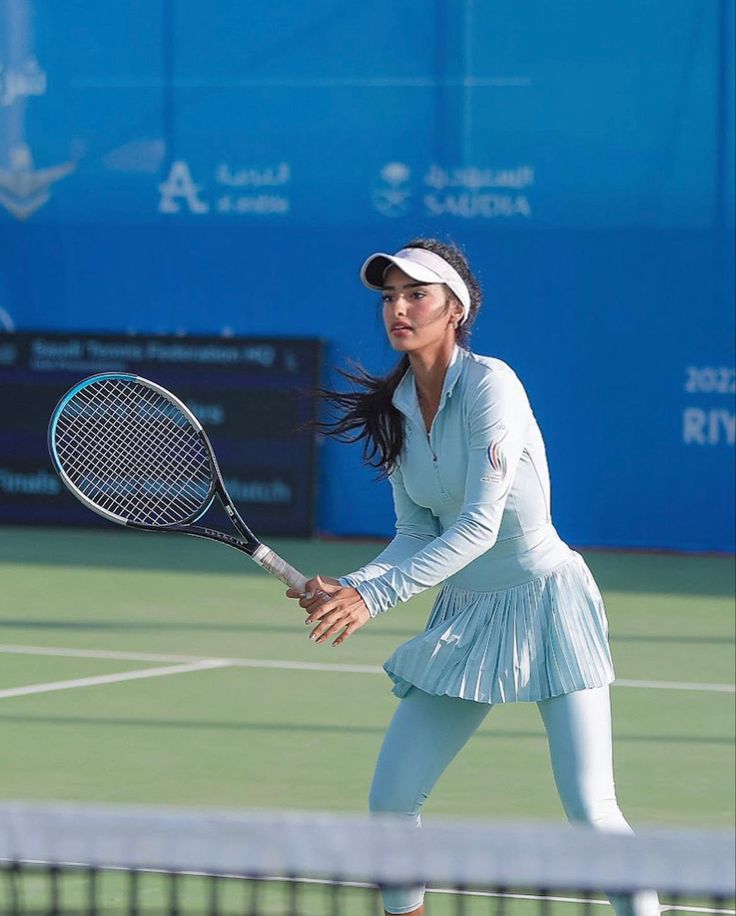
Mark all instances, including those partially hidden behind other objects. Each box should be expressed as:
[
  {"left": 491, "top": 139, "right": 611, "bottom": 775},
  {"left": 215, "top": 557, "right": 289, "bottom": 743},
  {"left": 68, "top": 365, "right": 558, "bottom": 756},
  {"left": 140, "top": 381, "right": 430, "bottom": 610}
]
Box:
[{"left": 0, "top": 0, "right": 733, "bottom": 551}]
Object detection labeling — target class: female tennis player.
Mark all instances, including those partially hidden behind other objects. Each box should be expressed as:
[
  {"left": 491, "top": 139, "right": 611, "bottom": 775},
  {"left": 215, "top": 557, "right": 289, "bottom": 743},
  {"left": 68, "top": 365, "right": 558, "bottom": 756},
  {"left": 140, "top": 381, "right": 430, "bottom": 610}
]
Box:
[{"left": 287, "top": 239, "right": 659, "bottom": 916}]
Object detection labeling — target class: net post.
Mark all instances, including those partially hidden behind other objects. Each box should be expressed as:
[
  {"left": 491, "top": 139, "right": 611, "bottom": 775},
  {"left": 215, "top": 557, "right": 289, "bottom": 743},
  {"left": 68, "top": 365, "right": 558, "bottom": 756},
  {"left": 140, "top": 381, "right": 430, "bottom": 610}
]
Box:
[
  {"left": 206, "top": 872, "right": 219, "bottom": 916},
  {"left": 48, "top": 864, "right": 60, "bottom": 916},
  {"left": 167, "top": 870, "right": 180, "bottom": 916},
  {"left": 286, "top": 872, "right": 299, "bottom": 916},
  {"left": 246, "top": 874, "right": 260, "bottom": 915},
  {"left": 327, "top": 875, "right": 340, "bottom": 916},
  {"left": 127, "top": 868, "right": 139, "bottom": 916},
  {"left": 6, "top": 862, "right": 22, "bottom": 916},
  {"left": 85, "top": 866, "right": 98, "bottom": 916}
]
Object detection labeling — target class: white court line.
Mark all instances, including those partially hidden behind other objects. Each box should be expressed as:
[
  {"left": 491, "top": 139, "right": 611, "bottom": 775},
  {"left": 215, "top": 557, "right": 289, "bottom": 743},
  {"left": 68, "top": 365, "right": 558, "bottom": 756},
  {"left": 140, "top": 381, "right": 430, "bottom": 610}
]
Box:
[
  {"left": 0, "top": 644, "right": 733, "bottom": 693},
  {"left": 428, "top": 888, "right": 734, "bottom": 913},
  {"left": 616, "top": 678, "right": 735, "bottom": 694},
  {"left": 0, "top": 659, "right": 231, "bottom": 700},
  {"left": 229, "top": 876, "right": 735, "bottom": 914},
  {"left": 0, "top": 644, "right": 211, "bottom": 664},
  {"left": 660, "top": 908, "right": 735, "bottom": 915},
  {"left": 0, "top": 643, "right": 383, "bottom": 674}
]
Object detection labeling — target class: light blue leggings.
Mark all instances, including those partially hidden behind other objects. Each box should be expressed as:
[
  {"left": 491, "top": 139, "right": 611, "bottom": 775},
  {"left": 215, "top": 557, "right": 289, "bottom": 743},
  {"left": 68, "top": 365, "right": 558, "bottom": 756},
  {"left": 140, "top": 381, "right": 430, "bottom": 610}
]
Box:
[{"left": 369, "top": 685, "right": 660, "bottom": 915}]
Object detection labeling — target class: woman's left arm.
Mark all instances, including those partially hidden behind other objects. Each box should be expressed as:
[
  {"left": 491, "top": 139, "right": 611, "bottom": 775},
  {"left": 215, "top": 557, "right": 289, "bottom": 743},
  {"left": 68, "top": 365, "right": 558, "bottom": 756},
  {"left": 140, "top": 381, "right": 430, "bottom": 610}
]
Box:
[{"left": 353, "top": 365, "right": 532, "bottom": 615}]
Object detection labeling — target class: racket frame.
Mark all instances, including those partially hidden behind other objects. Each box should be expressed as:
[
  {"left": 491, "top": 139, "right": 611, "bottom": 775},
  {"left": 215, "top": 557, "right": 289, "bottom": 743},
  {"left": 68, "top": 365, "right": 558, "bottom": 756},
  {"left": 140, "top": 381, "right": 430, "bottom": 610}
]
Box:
[{"left": 48, "top": 372, "right": 308, "bottom": 590}]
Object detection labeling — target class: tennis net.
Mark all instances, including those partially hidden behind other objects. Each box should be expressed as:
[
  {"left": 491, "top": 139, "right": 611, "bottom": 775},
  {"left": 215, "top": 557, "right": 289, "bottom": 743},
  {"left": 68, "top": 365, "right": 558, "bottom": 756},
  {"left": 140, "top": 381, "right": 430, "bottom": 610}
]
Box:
[{"left": 0, "top": 802, "right": 733, "bottom": 915}]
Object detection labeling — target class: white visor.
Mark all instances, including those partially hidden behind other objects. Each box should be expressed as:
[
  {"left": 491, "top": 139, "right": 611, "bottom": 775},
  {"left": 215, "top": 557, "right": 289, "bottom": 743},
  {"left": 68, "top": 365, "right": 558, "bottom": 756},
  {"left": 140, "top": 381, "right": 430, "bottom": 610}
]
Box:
[{"left": 360, "top": 247, "right": 471, "bottom": 324}]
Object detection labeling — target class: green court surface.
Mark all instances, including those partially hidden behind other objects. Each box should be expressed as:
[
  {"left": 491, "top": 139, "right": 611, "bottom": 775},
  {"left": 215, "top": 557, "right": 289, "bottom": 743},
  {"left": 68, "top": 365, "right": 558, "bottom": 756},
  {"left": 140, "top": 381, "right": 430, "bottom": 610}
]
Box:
[
  {"left": 0, "top": 869, "right": 683, "bottom": 916},
  {"left": 0, "top": 526, "right": 733, "bottom": 831},
  {"left": 0, "top": 867, "right": 700, "bottom": 916}
]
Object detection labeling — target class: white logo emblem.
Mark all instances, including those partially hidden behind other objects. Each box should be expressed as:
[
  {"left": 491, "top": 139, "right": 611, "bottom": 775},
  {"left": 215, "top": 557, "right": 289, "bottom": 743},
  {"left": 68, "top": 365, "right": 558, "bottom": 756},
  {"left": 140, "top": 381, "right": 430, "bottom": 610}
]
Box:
[
  {"left": 372, "top": 162, "right": 412, "bottom": 217},
  {"left": 0, "top": 57, "right": 47, "bottom": 107},
  {"left": 0, "top": 306, "right": 15, "bottom": 332},
  {"left": 158, "top": 159, "right": 291, "bottom": 216},
  {"left": 0, "top": 144, "right": 75, "bottom": 220},
  {"left": 158, "top": 160, "right": 210, "bottom": 214}
]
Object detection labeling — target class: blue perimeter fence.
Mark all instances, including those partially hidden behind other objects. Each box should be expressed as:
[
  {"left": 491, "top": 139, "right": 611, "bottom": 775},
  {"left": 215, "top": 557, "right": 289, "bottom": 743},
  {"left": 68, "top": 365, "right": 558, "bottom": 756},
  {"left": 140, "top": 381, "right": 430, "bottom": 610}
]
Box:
[{"left": 0, "top": 0, "right": 733, "bottom": 552}]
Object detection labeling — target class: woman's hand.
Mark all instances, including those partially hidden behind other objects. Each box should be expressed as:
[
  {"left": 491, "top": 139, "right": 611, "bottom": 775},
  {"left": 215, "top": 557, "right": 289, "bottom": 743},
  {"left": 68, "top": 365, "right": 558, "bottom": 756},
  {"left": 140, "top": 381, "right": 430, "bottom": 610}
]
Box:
[{"left": 286, "top": 575, "right": 371, "bottom": 646}]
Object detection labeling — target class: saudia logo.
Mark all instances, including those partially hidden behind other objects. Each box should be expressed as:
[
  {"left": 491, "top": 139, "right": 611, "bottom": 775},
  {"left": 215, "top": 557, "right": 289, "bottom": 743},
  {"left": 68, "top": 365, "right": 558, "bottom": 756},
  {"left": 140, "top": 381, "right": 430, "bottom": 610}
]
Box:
[
  {"left": 372, "top": 161, "right": 534, "bottom": 220},
  {"left": 0, "top": 143, "right": 76, "bottom": 220},
  {"left": 372, "top": 162, "right": 412, "bottom": 218}
]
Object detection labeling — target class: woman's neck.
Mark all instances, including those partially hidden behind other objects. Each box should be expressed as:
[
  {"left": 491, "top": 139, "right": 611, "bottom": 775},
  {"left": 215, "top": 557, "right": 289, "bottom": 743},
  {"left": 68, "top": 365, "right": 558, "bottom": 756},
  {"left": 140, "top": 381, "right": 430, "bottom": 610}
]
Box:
[{"left": 409, "top": 339, "right": 457, "bottom": 409}]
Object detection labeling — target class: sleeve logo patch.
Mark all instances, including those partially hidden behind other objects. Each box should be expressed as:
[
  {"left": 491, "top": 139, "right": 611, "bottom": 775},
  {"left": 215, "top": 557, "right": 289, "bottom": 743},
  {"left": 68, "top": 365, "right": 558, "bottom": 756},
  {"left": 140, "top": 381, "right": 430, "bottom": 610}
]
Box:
[{"left": 483, "top": 429, "right": 508, "bottom": 482}]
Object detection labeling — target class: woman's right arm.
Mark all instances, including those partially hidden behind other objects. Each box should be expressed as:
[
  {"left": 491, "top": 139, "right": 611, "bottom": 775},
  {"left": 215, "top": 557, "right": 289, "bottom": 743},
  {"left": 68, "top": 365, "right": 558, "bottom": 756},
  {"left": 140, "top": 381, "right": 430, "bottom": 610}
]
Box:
[{"left": 338, "top": 465, "right": 439, "bottom": 590}]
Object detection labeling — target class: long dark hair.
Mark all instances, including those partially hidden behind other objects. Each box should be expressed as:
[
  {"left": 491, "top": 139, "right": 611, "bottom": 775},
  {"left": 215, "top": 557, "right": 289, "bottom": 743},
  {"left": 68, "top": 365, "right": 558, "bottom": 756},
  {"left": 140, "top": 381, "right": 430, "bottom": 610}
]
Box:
[{"left": 317, "top": 238, "right": 483, "bottom": 476}]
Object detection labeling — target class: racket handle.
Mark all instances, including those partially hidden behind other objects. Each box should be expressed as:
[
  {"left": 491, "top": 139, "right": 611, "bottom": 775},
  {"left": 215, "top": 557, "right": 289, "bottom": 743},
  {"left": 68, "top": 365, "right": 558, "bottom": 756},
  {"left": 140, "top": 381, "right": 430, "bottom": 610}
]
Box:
[{"left": 251, "top": 544, "right": 309, "bottom": 592}]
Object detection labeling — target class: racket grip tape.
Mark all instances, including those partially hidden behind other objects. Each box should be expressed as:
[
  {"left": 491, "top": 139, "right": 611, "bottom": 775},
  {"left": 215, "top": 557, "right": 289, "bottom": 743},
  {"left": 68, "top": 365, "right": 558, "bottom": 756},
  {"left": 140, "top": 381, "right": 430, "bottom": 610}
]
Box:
[{"left": 251, "top": 544, "right": 309, "bottom": 592}]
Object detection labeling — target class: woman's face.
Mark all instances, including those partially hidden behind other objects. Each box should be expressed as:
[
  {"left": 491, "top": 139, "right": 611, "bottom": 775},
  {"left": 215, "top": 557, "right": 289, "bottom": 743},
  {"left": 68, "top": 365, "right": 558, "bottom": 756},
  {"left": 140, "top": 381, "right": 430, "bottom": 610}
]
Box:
[{"left": 381, "top": 266, "right": 462, "bottom": 353}]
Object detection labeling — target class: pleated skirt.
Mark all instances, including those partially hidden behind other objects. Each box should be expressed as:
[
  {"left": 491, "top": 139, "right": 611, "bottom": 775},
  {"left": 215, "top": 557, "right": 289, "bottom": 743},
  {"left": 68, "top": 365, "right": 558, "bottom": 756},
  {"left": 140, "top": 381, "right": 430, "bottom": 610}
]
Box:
[{"left": 384, "top": 552, "right": 615, "bottom": 704}]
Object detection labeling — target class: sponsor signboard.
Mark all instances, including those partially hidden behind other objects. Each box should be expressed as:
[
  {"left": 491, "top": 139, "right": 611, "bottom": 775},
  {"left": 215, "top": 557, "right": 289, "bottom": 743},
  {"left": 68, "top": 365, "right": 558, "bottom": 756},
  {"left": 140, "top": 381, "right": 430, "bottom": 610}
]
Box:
[{"left": 0, "top": 332, "right": 321, "bottom": 535}]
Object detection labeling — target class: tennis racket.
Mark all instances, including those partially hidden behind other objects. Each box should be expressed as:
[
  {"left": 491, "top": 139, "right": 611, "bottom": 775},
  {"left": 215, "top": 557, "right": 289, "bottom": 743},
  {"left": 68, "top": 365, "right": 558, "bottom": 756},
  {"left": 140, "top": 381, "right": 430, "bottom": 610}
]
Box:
[{"left": 48, "top": 372, "right": 309, "bottom": 591}]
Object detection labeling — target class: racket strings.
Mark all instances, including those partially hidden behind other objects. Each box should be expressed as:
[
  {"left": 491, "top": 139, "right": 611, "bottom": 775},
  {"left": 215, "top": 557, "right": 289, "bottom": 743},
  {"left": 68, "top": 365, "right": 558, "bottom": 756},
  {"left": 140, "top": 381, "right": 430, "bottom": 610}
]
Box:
[
  {"left": 61, "top": 417, "right": 203, "bottom": 522},
  {"left": 74, "top": 385, "right": 212, "bottom": 508},
  {"left": 66, "top": 392, "right": 209, "bottom": 505},
  {"left": 56, "top": 400, "right": 205, "bottom": 525},
  {"left": 56, "top": 389, "right": 209, "bottom": 525},
  {"left": 71, "top": 383, "right": 213, "bottom": 519},
  {"left": 53, "top": 378, "right": 214, "bottom": 525}
]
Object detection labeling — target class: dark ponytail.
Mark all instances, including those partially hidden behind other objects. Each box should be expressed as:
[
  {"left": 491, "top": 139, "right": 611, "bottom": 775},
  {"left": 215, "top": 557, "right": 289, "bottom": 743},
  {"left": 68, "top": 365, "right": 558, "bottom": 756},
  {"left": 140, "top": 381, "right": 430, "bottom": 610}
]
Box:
[
  {"left": 315, "top": 355, "right": 409, "bottom": 476},
  {"left": 317, "top": 238, "right": 482, "bottom": 476}
]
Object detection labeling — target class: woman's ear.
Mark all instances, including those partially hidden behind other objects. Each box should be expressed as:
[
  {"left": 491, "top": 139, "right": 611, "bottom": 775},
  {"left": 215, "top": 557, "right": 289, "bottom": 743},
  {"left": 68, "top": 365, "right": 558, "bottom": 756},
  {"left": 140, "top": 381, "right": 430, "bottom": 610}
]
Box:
[{"left": 446, "top": 293, "right": 464, "bottom": 329}]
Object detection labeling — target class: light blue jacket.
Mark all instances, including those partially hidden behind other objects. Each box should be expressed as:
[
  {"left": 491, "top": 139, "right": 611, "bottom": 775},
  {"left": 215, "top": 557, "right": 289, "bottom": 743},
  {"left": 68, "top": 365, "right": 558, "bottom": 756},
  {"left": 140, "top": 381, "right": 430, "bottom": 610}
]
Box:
[{"left": 341, "top": 346, "right": 571, "bottom": 616}]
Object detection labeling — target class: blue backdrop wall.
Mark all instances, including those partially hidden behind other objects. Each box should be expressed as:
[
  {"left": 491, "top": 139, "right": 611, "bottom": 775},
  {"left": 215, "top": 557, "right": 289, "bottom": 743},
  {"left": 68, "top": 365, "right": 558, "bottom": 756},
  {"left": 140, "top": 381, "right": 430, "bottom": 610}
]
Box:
[{"left": 1, "top": 0, "right": 734, "bottom": 552}]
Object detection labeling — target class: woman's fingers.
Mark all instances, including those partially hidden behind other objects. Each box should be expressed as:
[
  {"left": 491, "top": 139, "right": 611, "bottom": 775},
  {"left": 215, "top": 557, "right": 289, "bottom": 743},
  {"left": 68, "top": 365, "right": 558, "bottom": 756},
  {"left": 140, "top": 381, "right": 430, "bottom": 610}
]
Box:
[
  {"left": 288, "top": 575, "right": 342, "bottom": 609},
  {"left": 331, "top": 621, "right": 357, "bottom": 647},
  {"left": 286, "top": 579, "right": 366, "bottom": 645},
  {"left": 308, "top": 605, "right": 370, "bottom": 646},
  {"left": 297, "top": 585, "right": 370, "bottom": 646},
  {"left": 311, "top": 616, "right": 353, "bottom": 646},
  {"left": 308, "top": 601, "right": 354, "bottom": 642},
  {"left": 299, "top": 594, "right": 324, "bottom": 611},
  {"left": 305, "top": 596, "right": 336, "bottom": 622},
  {"left": 308, "top": 607, "right": 342, "bottom": 642}
]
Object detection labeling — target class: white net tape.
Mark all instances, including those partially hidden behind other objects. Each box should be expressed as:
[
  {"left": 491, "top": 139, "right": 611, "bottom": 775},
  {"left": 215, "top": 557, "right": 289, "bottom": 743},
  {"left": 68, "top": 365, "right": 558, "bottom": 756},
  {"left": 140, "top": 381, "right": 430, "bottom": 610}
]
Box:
[{"left": 0, "top": 803, "right": 733, "bottom": 897}]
